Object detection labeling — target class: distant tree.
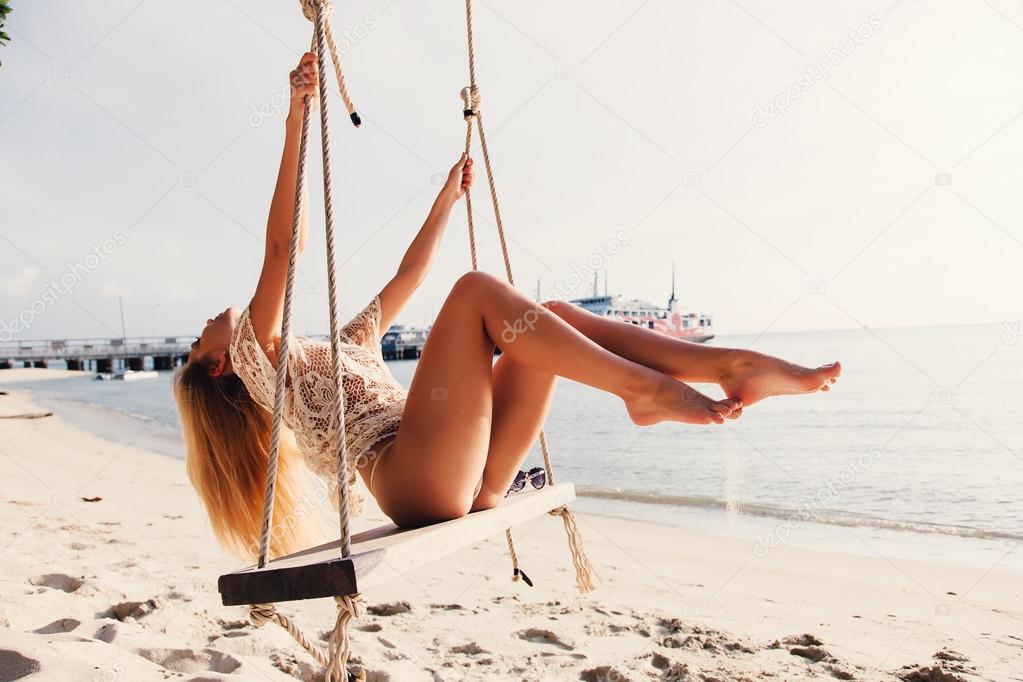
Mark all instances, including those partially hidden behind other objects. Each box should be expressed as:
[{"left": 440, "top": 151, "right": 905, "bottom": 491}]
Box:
[{"left": 0, "top": 1, "right": 11, "bottom": 64}]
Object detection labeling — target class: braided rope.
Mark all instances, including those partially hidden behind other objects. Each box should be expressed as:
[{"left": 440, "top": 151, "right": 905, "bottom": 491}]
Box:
[
  {"left": 326, "top": 594, "right": 367, "bottom": 680},
  {"left": 461, "top": 87, "right": 479, "bottom": 271},
  {"left": 299, "top": 0, "right": 360, "bottom": 125},
  {"left": 257, "top": 85, "right": 312, "bottom": 570},
  {"left": 504, "top": 528, "right": 520, "bottom": 579},
  {"left": 460, "top": 0, "right": 596, "bottom": 594},
  {"left": 250, "top": 3, "right": 364, "bottom": 679},
  {"left": 538, "top": 429, "right": 556, "bottom": 485},
  {"left": 250, "top": 603, "right": 330, "bottom": 668},
  {"left": 550, "top": 506, "right": 598, "bottom": 593},
  {"left": 313, "top": 4, "right": 365, "bottom": 674},
  {"left": 311, "top": 0, "right": 354, "bottom": 562}
]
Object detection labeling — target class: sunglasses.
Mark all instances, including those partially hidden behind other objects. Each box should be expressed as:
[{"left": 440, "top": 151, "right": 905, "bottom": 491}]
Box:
[{"left": 506, "top": 467, "right": 546, "bottom": 495}]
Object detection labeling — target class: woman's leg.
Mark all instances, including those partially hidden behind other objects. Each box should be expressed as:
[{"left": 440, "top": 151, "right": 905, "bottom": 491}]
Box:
[
  {"left": 458, "top": 300, "right": 845, "bottom": 513},
  {"left": 371, "top": 272, "right": 738, "bottom": 526},
  {"left": 469, "top": 355, "right": 557, "bottom": 512},
  {"left": 542, "top": 301, "right": 841, "bottom": 405}
]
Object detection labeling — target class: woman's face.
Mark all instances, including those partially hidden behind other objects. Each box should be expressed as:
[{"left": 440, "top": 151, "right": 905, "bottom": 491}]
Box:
[{"left": 189, "top": 307, "right": 241, "bottom": 364}]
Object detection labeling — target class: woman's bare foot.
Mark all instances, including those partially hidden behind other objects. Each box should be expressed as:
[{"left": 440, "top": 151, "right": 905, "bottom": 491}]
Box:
[
  {"left": 626, "top": 376, "right": 741, "bottom": 426},
  {"left": 718, "top": 353, "right": 841, "bottom": 406}
]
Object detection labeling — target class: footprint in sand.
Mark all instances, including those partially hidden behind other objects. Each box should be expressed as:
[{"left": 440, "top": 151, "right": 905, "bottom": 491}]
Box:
[
  {"left": 899, "top": 665, "right": 968, "bottom": 682},
  {"left": 108, "top": 598, "right": 161, "bottom": 621},
  {"left": 28, "top": 573, "right": 84, "bottom": 593},
  {"left": 367, "top": 601, "right": 412, "bottom": 616},
  {"left": 789, "top": 645, "right": 833, "bottom": 663},
  {"left": 0, "top": 650, "right": 41, "bottom": 680},
  {"left": 933, "top": 649, "right": 968, "bottom": 664},
  {"left": 580, "top": 665, "right": 630, "bottom": 682},
  {"left": 33, "top": 618, "right": 81, "bottom": 634},
  {"left": 783, "top": 633, "right": 823, "bottom": 646},
  {"left": 269, "top": 652, "right": 318, "bottom": 680},
  {"left": 515, "top": 627, "right": 575, "bottom": 650},
  {"left": 215, "top": 618, "right": 249, "bottom": 631},
  {"left": 136, "top": 648, "right": 241, "bottom": 675},
  {"left": 428, "top": 602, "right": 464, "bottom": 611},
  {"left": 824, "top": 663, "right": 856, "bottom": 680}
]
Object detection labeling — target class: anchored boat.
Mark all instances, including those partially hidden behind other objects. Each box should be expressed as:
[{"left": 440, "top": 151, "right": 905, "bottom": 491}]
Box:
[{"left": 569, "top": 269, "right": 714, "bottom": 343}]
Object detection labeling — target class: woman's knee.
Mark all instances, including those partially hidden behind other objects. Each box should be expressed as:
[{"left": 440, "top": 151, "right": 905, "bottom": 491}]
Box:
[{"left": 451, "top": 270, "right": 506, "bottom": 301}]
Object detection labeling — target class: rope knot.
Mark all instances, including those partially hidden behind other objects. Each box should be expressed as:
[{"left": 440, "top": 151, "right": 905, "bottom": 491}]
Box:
[
  {"left": 249, "top": 603, "right": 277, "bottom": 628},
  {"left": 299, "top": 0, "right": 331, "bottom": 22},
  {"left": 334, "top": 593, "right": 367, "bottom": 620},
  {"left": 325, "top": 593, "right": 367, "bottom": 681},
  {"left": 548, "top": 505, "right": 569, "bottom": 518},
  {"left": 461, "top": 85, "right": 481, "bottom": 119}
]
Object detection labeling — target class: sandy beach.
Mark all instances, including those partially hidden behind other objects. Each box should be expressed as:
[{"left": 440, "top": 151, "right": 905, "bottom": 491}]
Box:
[{"left": 1, "top": 369, "right": 1020, "bottom": 681}]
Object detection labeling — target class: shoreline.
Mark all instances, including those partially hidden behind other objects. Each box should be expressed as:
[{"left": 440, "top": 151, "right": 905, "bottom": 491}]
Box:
[
  {"left": 7, "top": 369, "right": 1021, "bottom": 574},
  {"left": 1, "top": 369, "right": 1020, "bottom": 680}
]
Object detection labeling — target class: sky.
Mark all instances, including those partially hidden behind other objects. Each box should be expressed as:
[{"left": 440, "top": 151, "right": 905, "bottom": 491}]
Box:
[{"left": 1, "top": 0, "right": 1022, "bottom": 341}]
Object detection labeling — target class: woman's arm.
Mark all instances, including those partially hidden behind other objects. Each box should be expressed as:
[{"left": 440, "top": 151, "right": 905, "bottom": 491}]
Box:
[
  {"left": 249, "top": 53, "right": 318, "bottom": 360},
  {"left": 378, "top": 154, "right": 475, "bottom": 331}
]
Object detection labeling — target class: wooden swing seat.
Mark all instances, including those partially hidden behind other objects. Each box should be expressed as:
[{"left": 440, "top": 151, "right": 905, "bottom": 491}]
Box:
[{"left": 219, "top": 483, "right": 576, "bottom": 606}]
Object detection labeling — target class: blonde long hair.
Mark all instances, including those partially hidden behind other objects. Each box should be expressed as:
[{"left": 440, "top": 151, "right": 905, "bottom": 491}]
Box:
[{"left": 174, "top": 358, "right": 317, "bottom": 561}]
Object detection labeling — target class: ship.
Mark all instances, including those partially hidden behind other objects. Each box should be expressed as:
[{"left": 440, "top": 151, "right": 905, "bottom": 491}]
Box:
[
  {"left": 379, "top": 268, "right": 713, "bottom": 361},
  {"left": 568, "top": 268, "right": 714, "bottom": 343}
]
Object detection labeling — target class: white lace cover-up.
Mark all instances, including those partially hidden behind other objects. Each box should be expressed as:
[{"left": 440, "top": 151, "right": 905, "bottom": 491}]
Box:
[{"left": 230, "top": 295, "right": 407, "bottom": 516}]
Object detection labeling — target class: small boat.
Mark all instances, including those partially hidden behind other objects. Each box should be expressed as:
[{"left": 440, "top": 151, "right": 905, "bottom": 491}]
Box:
[{"left": 117, "top": 370, "right": 160, "bottom": 381}]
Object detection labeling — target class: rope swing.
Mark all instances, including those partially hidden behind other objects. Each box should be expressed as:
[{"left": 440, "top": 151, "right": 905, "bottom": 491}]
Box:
[
  {"left": 458, "top": 0, "right": 597, "bottom": 594},
  {"left": 241, "top": 1, "right": 596, "bottom": 679},
  {"left": 251, "top": 0, "right": 365, "bottom": 679}
]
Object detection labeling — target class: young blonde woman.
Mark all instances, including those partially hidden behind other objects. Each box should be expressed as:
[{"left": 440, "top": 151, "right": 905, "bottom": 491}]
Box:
[{"left": 175, "top": 53, "right": 842, "bottom": 560}]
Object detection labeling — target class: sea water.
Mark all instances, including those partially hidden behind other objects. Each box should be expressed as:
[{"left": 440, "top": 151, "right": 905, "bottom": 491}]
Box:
[{"left": 9, "top": 322, "right": 1021, "bottom": 566}]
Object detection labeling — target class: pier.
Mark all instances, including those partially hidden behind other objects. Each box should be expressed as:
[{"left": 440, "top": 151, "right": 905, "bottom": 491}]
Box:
[
  {"left": 1, "top": 326, "right": 436, "bottom": 373},
  {"left": 0, "top": 337, "right": 194, "bottom": 373}
]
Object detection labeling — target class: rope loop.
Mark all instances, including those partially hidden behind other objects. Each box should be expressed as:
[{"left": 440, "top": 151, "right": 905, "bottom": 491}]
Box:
[
  {"left": 249, "top": 602, "right": 333, "bottom": 669},
  {"left": 460, "top": 85, "right": 481, "bottom": 119},
  {"left": 300, "top": 0, "right": 361, "bottom": 126},
  {"left": 249, "top": 602, "right": 277, "bottom": 628},
  {"left": 299, "top": 0, "right": 330, "bottom": 22}
]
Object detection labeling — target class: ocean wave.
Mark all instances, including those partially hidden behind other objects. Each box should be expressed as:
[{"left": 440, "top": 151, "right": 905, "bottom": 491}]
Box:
[{"left": 576, "top": 486, "right": 1023, "bottom": 542}]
